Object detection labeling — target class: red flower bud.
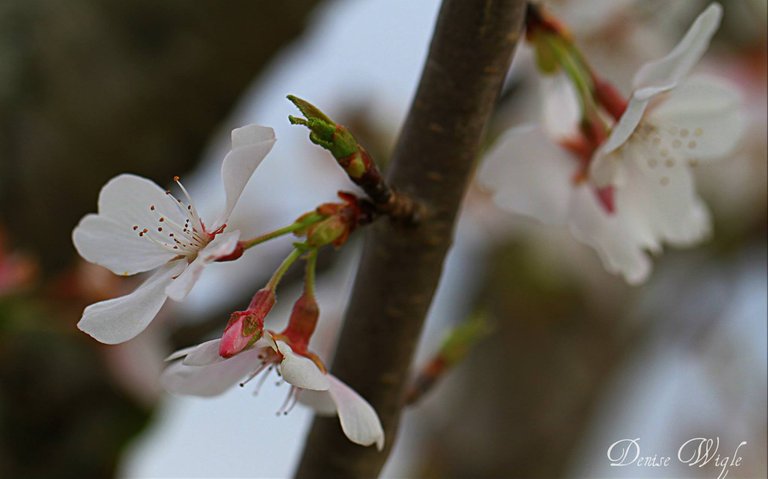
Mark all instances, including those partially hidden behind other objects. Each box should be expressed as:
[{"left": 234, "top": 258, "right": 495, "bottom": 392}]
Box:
[{"left": 219, "top": 288, "right": 275, "bottom": 358}]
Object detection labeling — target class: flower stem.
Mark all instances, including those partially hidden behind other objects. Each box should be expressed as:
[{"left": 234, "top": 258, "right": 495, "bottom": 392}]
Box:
[
  {"left": 304, "top": 248, "right": 318, "bottom": 298},
  {"left": 241, "top": 213, "right": 325, "bottom": 250},
  {"left": 266, "top": 247, "right": 304, "bottom": 290},
  {"left": 544, "top": 34, "right": 597, "bottom": 121}
]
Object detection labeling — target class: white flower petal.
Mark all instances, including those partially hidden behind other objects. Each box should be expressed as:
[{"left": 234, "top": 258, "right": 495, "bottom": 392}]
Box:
[
  {"left": 541, "top": 74, "right": 581, "bottom": 140},
  {"left": 181, "top": 339, "right": 225, "bottom": 366},
  {"left": 200, "top": 229, "right": 241, "bottom": 259},
  {"left": 77, "top": 260, "right": 186, "bottom": 344},
  {"left": 73, "top": 214, "right": 177, "bottom": 276},
  {"left": 298, "top": 389, "right": 338, "bottom": 416},
  {"left": 621, "top": 143, "right": 711, "bottom": 246},
  {"left": 633, "top": 3, "right": 722, "bottom": 96},
  {"left": 574, "top": 132, "right": 714, "bottom": 285},
  {"left": 161, "top": 350, "right": 263, "bottom": 397},
  {"left": 275, "top": 341, "right": 329, "bottom": 391},
  {"left": 647, "top": 75, "right": 744, "bottom": 160},
  {"left": 164, "top": 230, "right": 240, "bottom": 301},
  {"left": 97, "top": 173, "right": 190, "bottom": 235},
  {"left": 568, "top": 187, "right": 653, "bottom": 285},
  {"left": 327, "top": 375, "right": 385, "bottom": 450},
  {"left": 594, "top": 95, "right": 650, "bottom": 165},
  {"left": 164, "top": 257, "right": 204, "bottom": 302},
  {"left": 165, "top": 345, "right": 198, "bottom": 362},
  {"left": 213, "top": 125, "right": 276, "bottom": 229},
  {"left": 478, "top": 125, "right": 575, "bottom": 225}
]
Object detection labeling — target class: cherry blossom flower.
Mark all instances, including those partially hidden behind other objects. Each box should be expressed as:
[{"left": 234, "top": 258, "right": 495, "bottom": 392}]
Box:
[
  {"left": 479, "top": 4, "right": 743, "bottom": 284},
  {"left": 72, "top": 125, "right": 276, "bottom": 344},
  {"left": 162, "top": 333, "right": 385, "bottom": 450}
]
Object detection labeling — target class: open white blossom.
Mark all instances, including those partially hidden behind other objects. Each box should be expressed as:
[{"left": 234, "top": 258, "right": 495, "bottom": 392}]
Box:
[
  {"left": 592, "top": 3, "right": 743, "bottom": 185},
  {"left": 72, "top": 125, "right": 276, "bottom": 344},
  {"left": 479, "top": 3, "right": 744, "bottom": 284},
  {"left": 162, "top": 335, "right": 385, "bottom": 450}
]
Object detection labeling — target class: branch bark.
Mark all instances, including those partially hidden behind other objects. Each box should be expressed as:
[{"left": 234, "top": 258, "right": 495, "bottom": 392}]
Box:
[{"left": 294, "top": 1, "right": 527, "bottom": 477}]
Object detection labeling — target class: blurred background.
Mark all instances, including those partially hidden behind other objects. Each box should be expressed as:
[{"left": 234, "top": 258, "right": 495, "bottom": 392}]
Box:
[{"left": 0, "top": 0, "right": 765, "bottom": 478}]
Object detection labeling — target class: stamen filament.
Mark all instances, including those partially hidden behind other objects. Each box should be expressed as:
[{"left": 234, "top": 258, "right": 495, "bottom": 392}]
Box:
[
  {"left": 173, "top": 176, "right": 205, "bottom": 233},
  {"left": 276, "top": 387, "right": 299, "bottom": 416},
  {"left": 251, "top": 365, "right": 274, "bottom": 396},
  {"left": 239, "top": 363, "right": 269, "bottom": 387}
]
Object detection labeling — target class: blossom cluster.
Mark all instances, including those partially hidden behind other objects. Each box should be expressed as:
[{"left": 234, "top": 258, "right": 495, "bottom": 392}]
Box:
[
  {"left": 73, "top": 115, "right": 385, "bottom": 448},
  {"left": 479, "top": 3, "right": 744, "bottom": 284},
  {"left": 69, "top": 1, "right": 746, "bottom": 461}
]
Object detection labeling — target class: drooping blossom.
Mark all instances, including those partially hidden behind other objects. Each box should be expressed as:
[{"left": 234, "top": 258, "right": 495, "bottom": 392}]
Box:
[
  {"left": 479, "top": 3, "right": 743, "bottom": 284},
  {"left": 162, "top": 332, "right": 385, "bottom": 450},
  {"left": 72, "top": 125, "right": 276, "bottom": 343}
]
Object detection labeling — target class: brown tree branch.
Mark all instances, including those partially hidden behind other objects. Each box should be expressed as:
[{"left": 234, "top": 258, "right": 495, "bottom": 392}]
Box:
[{"left": 294, "top": 1, "right": 527, "bottom": 477}]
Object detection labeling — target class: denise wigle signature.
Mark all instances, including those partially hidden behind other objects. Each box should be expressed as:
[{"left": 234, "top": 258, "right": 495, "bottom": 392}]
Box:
[{"left": 607, "top": 437, "right": 747, "bottom": 479}]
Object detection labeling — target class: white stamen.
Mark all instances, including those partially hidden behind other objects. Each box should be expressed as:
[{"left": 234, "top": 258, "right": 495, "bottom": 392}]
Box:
[
  {"left": 276, "top": 387, "right": 299, "bottom": 416},
  {"left": 251, "top": 365, "right": 274, "bottom": 396},
  {"left": 239, "top": 363, "right": 269, "bottom": 388},
  {"left": 173, "top": 176, "right": 206, "bottom": 233}
]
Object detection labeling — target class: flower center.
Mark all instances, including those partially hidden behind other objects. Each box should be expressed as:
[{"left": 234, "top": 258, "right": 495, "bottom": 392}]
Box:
[{"left": 131, "top": 176, "right": 213, "bottom": 256}]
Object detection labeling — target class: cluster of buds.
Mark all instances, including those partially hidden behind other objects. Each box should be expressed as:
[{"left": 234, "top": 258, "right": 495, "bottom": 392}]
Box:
[
  {"left": 163, "top": 98, "right": 396, "bottom": 447},
  {"left": 219, "top": 248, "right": 323, "bottom": 369},
  {"left": 217, "top": 187, "right": 376, "bottom": 359},
  {"left": 164, "top": 245, "right": 385, "bottom": 448}
]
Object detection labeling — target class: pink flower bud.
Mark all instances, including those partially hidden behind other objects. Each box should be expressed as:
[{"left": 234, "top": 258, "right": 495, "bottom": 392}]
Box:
[{"left": 219, "top": 288, "right": 275, "bottom": 358}]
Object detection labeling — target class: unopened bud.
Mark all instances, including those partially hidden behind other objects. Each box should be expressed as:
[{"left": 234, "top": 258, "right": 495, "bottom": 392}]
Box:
[
  {"left": 306, "top": 215, "right": 349, "bottom": 248},
  {"left": 287, "top": 95, "right": 392, "bottom": 205},
  {"left": 219, "top": 288, "right": 275, "bottom": 358},
  {"left": 287, "top": 95, "right": 357, "bottom": 158}
]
